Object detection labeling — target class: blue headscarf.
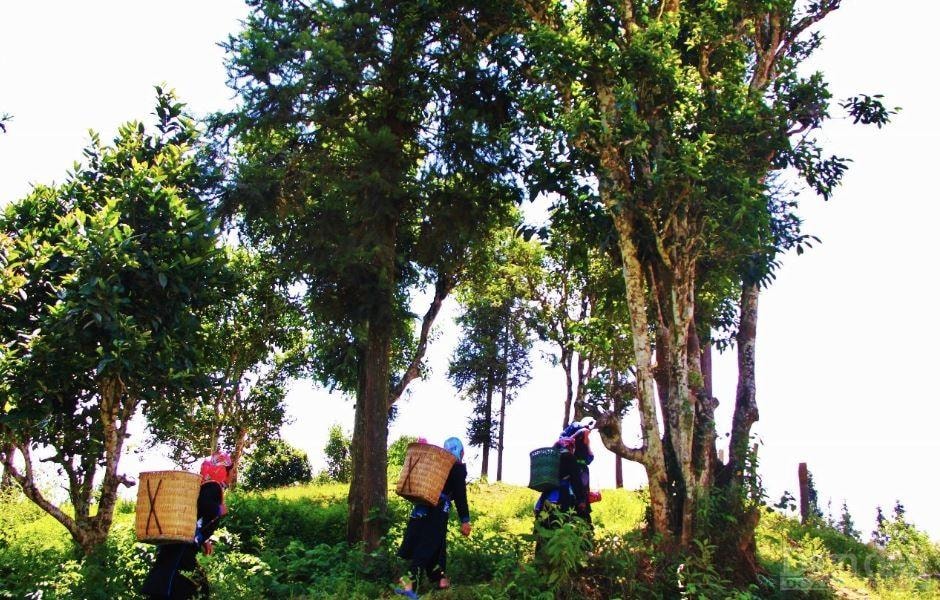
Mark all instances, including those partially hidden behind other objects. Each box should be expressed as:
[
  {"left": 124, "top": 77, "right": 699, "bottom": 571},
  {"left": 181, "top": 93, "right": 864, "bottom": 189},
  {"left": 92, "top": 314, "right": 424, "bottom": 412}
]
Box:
[{"left": 443, "top": 437, "right": 464, "bottom": 462}]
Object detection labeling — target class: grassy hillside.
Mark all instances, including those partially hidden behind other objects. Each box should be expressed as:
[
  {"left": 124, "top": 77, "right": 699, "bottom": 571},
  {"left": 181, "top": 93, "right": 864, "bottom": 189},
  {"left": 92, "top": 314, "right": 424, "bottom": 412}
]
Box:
[{"left": 0, "top": 482, "right": 936, "bottom": 599}]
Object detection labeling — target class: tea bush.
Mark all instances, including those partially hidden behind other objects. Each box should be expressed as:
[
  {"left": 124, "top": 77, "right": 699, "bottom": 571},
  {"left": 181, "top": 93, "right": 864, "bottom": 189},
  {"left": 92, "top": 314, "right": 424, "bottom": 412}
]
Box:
[{"left": 1, "top": 481, "right": 937, "bottom": 599}]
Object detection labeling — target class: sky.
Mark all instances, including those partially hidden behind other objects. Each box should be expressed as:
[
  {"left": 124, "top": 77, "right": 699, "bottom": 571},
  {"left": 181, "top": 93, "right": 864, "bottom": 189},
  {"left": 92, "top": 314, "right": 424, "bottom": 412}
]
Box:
[{"left": 1, "top": 1, "right": 937, "bottom": 540}]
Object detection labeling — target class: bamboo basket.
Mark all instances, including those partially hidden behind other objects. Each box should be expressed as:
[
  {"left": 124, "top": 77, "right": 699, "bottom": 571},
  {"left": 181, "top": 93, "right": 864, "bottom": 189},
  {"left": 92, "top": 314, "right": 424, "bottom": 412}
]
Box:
[
  {"left": 135, "top": 470, "right": 201, "bottom": 544},
  {"left": 395, "top": 443, "right": 457, "bottom": 506},
  {"left": 528, "top": 447, "right": 560, "bottom": 492}
]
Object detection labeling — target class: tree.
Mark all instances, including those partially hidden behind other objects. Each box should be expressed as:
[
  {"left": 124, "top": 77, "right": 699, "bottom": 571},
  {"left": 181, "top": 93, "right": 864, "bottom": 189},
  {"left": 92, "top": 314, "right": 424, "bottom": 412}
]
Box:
[
  {"left": 837, "top": 500, "right": 860, "bottom": 541},
  {"left": 512, "top": 0, "right": 892, "bottom": 565},
  {"left": 872, "top": 506, "right": 888, "bottom": 547},
  {"left": 449, "top": 228, "right": 537, "bottom": 481},
  {"left": 0, "top": 89, "right": 224, "bottom": 554},
  {"left": 323, "top": 424, "right": 352, "bottom": 483},
  {"left": 0, "top": 113, "right": 10, "bottom": 133},
  {"left": 526, "top": 203, "right": 635, "bottom": 431},
  {"left": 215, "top": 0, "right": 522, "bottom": 548},
  {"left": 449, "top": 300, "right": 532, "bottom": 481},
  {"left": 241, "top": 439, "right": 313, "bottom": 491},
  {"left": 146, "top": 245, "right": 304, "bottom": 486}
]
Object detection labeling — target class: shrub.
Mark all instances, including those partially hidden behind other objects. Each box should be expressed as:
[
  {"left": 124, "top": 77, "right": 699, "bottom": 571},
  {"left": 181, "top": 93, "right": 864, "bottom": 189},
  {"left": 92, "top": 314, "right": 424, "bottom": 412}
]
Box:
[
  {"left": 223, "top": 490, "right": 347, "bottom": 553},
  {"left": 241, "top": 439, "right": 313, "bottom": 491},
  {"left": 387, "top": 434, "right": 417, "bottom": 481},
  {"left": 448, "top": 529, "right": 528, "bottom": 584},
  {"left": 202, "top": 549, "right": 275, "bottom": 599},
  {"left": 2, "top": 480, "right": 937, "bottom": 599},
  {"left": 322, "top": 424, "right": 351, "bottom": 483}
]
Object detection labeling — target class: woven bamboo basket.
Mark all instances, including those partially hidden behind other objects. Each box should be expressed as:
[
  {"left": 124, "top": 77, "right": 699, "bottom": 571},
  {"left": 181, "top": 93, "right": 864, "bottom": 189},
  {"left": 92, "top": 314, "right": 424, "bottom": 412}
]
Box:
[
  {"left": 528, "top": 447, "right": 561, "bottom": 492},
  {"left": 395, "top": 443, "right": 457, "bottom": 506},
  {"left": 135, "top": 470, "right": 201, "bottom": 544}
]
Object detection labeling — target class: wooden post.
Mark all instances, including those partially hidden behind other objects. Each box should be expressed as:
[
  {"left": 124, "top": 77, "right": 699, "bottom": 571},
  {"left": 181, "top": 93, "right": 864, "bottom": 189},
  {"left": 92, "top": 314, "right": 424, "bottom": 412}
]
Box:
[{"left": 798, "top": 462, "right": 810, "bottom": 524}]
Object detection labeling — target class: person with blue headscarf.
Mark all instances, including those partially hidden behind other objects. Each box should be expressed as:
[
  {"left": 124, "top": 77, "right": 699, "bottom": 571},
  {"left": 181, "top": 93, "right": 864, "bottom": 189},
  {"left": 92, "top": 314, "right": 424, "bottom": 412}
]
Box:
[
  {"left": 395, "top": 437, "right": 472, "bottom": 598},
  {"left": 533, "top": 419, "right": 595, "bottom": 554}
]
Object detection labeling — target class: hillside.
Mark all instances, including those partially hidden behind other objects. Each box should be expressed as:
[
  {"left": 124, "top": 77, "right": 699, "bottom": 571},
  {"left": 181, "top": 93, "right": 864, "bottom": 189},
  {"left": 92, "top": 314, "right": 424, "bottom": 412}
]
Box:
[{"left": 1, "top": 482, "right": 936, "bottom": 599}]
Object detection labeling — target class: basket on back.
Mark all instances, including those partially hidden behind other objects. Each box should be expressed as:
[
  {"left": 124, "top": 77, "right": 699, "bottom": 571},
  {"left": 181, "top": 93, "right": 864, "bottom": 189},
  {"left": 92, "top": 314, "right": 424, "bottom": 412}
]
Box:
[
  {"left": 395, "top": 443, "right": 457, "bottom": 506},
  {"left": 135, "top": 470, "right": 201, "bottom": 544},
  {"left": 528, "top": 447, "right": 560, "bottom": 492}
]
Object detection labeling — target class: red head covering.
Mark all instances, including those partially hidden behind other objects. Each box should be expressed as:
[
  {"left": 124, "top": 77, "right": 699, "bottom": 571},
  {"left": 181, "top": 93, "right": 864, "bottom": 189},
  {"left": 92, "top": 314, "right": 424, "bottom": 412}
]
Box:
[{"left": 200, "top": 451, "right": 233, "bottom": 487}]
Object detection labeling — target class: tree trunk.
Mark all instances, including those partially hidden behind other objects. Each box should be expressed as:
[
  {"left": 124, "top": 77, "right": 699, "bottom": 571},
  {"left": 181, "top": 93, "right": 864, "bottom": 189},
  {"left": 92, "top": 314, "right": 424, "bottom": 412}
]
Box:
[
  {"left": 561, "top": 348, "right": 573, "bottom": 428},
  {"left": 229, "top": 427, "right": 249, "bottom": 488},
  {"left": 497, "top": 316, "right": 509, "bottom": 482},
  {"left": 346, "top": 313, "right": 392, "bottom": 549},
  {"left": 209, "top": 387, "right": 225, "bottom": 456},
  {"left": 346, "top": 217, "right": 396, "bottom": 550},
  {"left": 798, "top": 462, "right": 810, "bottom": 524},
  {"left": 728, "top": 282, "right": 759, "bottom": 480},
  {"left": 497, "top": 377, "right": 507, "bottom": 483},
  {"left": 208, "top": 427, "right": 220, "bottom": 459},
  {"left": 615, "top": 456, "right": 623, "bottom": 488},
  {"left": 700, "top": 336, "right": 713, "bottom": 400},
  {"left": 1, "top": 441, "right": 87, "bottom": 545},
  {"left": 690, "top": 322, "right": 717, "bottom": 497},
  {"left": 87, "top": 376, "right": 135, "bottom": 554},
  {"left": 389, "top": 273, "right": 453, "bottom": 407},
  {"left": 606, "top": 206, "right": 671, "bottom": 542},
  {"left": 2, "top": 377, "right": 136, "bottom": 555},
  {"left": 481, "top": 378, "right": 492, "bottom": 481},
  {"left": 0, "top": 443, "right": 13, "bottom": 490},
  {"left": 661, "top": 267, "right": 698, "bottom": 547},
  {"left": 711, "top": 282, "right": 761, "bottom": 583},
  {"left": 573, "top": 351, "right": 591, "bottom": 423}
]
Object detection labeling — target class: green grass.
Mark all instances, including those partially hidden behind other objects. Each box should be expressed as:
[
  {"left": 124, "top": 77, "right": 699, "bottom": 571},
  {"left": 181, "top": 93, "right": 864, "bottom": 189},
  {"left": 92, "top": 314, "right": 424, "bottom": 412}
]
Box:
[{"left": 0, "top": 482, "right": 937, "bottom": 599}]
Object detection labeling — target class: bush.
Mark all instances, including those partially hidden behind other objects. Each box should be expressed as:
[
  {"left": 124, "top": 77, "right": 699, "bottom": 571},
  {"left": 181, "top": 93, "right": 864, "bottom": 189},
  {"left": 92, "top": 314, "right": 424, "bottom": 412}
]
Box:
[
  {"left": 0, "top": 502, "right": 153, "bottom": 600},
  {"left": 322, "top": 424, "right": 351, "bottom": 483},
  {"left": 387, "top": 434, "right": 417, "bottom": 481},
  {"left": 241, "top": 439, "right": 313, "bottom": 491},
  {"left": 2, "top": 480, "right": 937, "bottom": 599},
  {"left": 224, "top": 490, "right": 348, "bottom": 553}
]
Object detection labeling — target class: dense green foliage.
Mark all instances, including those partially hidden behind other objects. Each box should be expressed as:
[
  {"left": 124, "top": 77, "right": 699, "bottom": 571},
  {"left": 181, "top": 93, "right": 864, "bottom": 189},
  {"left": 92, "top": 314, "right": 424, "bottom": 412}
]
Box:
[
  {"left": 321, "top": 424, "right": 353, "bottom": 484},
  {"left": 215, "top": 0, "right": 526, "bottom": 546},
  {"left": 0, "top": 0, "right": 902, "bottom": 593},
  {"left": 1, "top": 482, "right": 936, "bottom": 599},
  {"left": 0, "top": 89, "right": 225, "bottom": 553},
  {"left": 146, "top": 245, "right": 304, "bottom": 478},
  {"left": 240, "top": 439, "right": 313, "bottom": 491}
]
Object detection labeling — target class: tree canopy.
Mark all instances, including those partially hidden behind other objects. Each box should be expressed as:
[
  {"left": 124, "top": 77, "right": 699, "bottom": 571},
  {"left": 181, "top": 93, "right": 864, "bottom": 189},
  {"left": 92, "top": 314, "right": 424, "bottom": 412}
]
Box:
[
  {"left": 0, "top": 89, "right": 224, "bottom": 554},
  {"left": 215, "top": 0, "right": 525, "bottom": 548},
  {"left": 146, "top": 244, "right": 304, "bottom": 485},
  {"left": 508, "top": 0, "right": 893, "bottom": 564}
]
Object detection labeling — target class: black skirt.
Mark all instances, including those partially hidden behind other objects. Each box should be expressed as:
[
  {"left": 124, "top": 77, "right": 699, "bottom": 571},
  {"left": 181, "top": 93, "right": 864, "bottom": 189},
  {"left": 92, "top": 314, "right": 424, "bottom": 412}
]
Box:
[
  {"left": 140, "top": 543, "right": 201, "bottom": 599},
  {"left": 398, "top": 505, "right": 449, "bottom": 570}
]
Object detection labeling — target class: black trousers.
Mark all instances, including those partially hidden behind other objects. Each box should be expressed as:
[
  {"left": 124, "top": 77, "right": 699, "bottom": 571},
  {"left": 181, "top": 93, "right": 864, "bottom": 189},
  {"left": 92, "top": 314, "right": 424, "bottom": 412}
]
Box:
[
  {"left": 398, "top": 508, "right": 449, "bottom": 591},
  {"left": 141, "top": 543, "right": 206, "bottom": 600}
]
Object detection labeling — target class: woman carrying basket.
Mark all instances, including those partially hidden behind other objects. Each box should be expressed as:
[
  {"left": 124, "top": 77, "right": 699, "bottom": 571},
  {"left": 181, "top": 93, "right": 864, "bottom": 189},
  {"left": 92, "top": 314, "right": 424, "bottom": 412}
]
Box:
[
  {"left": 395, "top": 437, "right": 472, "bottom": 598},
  {"left": 533, "top": 419, "right": 596, "bottom": 544},
  {"left": 141, "top": 451, "right": 231, "bottom": 600}
]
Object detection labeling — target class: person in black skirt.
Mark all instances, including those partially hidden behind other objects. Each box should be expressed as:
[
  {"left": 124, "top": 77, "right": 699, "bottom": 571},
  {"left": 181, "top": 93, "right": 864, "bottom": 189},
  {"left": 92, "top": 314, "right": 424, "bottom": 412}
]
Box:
[
  {"left": 141, "top": 451, "right": 231, "bottom": 599},
  {"left": 395, "top": 437, "right": 472, "bottom": 598},
  {"left": 533, "top": 420, "right": 595, "bottom": 550}
]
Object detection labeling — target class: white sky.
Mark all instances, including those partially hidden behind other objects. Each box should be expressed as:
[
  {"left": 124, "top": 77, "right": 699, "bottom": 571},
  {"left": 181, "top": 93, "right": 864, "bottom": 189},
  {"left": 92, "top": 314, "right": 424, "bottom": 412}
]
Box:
[{"left": 1, "top": 1, "right": 937, "bottom": 541}]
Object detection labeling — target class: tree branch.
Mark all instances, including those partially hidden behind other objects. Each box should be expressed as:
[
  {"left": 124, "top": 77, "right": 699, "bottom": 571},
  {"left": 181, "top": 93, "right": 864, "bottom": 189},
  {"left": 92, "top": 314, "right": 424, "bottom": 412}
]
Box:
[
  {"left": 388, "top": 273, "right": 453, "bottom": 408},
  {"left": 1, "top": 441, "right": 83, "bottom": 542},
  {"left": 595, "top": 410, "right": 646, "bottom": 463},
  {"left": 785, "top": 0, "right": 841, "bottom": 55}
]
